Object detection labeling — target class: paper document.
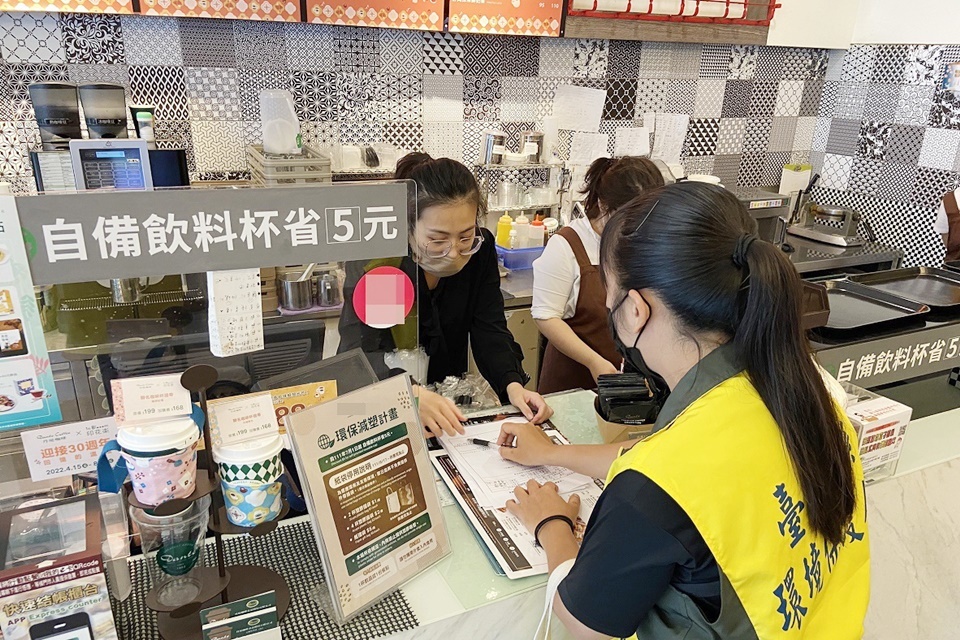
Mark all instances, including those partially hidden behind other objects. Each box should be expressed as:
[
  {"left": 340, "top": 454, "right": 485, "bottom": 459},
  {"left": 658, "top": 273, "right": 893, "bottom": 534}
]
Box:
[
  {"left": 569, "top": 132, "right": 610, "bottom": 167},
  {"left": 552, "top": 85, "right": 606, "bottom": 133},
  {"left": 207, "top": 268, "right": 264, "bottom": 357},
  {"left": 614, "top": 127, "right": 651, "bottom": 157},
  {"left": 652, "top": 113, "right": 690, "bottom": 165}
]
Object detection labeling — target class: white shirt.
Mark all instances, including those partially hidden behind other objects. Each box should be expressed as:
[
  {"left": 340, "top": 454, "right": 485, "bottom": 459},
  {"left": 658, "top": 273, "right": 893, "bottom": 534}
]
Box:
[
  {"left": 531, "top": 217, "right": 601, "bottom": 321},
  {"left": 934, "top": 188, "right": 957, "bottom": 235}
]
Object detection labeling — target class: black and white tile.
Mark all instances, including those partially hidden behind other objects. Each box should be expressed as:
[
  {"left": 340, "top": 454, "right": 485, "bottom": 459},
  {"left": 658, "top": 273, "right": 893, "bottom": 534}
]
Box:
[
  {"left": 821, "top": 153, "right": 854, "bottom": 190},
  {"left": 870, "top": 45, "right": 907, "bottom": 84},
  {"left": 728, "top": 44, "right": 757, "bottom": 80},
  {"left": 768, "top": 117, "right": 797, "bottom": 153},
  {"left": 685, "top": 118, "right": 719, "bottom": 156},
  {"left": 378, "top": 29, "right": 422, "bottom": 76},
  {"left": 721, "top": 80, "right": 752, "bottom": 119},
  {"left": 190, "top": 120, "right": 246, "bottom": 172},
  {"left": 337, "top": 72, "right": 379, "bottom": 120},
  {"left": 669, "top": 44, "right": 701, "bottom": 80},
  {"left": 237, "top": 68, "right": 288, "bottom": 121},
  {"left": 904, "top": 45, "right": 943, "bottom": 86},
  {"left": 885, "top": 124, "right": 925, "bottom": 165},
  {"left": 929, "top": 88, "right": 960, "bottom": 130},
  {"left": 864, "top": 84, "right": 899, "bottom": 122},
  {"left": 773, "top": 80, "right": 804, "bottom": 117},
  {"left": 535, "top": 77, "right": 562, "bottom": 120},
  {"left": 68, "top": 63, "right": 128, "bottom": 87},
  {"left": 378, "top": 74, "right": 421, "bottom": 122},
  {"left": 840, "top": 45, "right": 876, "bottom": 83},
  {"left": 462, "top": 34, "right": 503, "bottom": 77},
  {"left": 825, "top": 118, "right": 860, "bottom": 156},
  {"left": 285, "top": 22, "right": 335, "bottom": 71},
  {"left": 338, "top": 120, "right": 383, "bottom": 145},
  {"left": 781, "top": 48, "right": 810, "bottom": 81},
  {"left": 716, "top": 117, "right": 746, "bottom": 155},
  {"left": 180, "top": 19, "right": 235, "bottom": 67},
  {"left": 424, "top": 32, "right": 463, "bottom": 76},
  {"left": 300, "top": 121, "right": 340, "bottom": 149},
  {"left": 607, "top": 39, "right": 642, "bottom": 79},
  {"left": 500, "top": 76, "right": 537, "bottom": 121},
  {"left": 538, "top": 39, "right": 575, "bottom": 78},
  {"left": 463, "top": 76, "right": 501, "bottom": 122},
  {"left": 335, "top": 27, "right": 379, "bottom": 74},
  {"left": 664, "top": 79, "right": 696, "bottom": 114},
  {"left": 712, "top": 154, "right": 741, "bottom": 186},
  {"left": 290, "top": 70, "right": 338, "bottom": 121},
  {"left": 155, "top": 120, "right": 195, "bottom": 170},
  {"left": 755, "top": 47, "right": 786, "bottom": 82},
  {"left": 737, "top": 151, "right": 764, "bottom": 186},
  {"left": 130, "top": 64, "right": 189, "bottom": 120},
  {"left": 121, "top": 16, "right": 181, "bottom": 66},
  {"left": 462, "top": 121, "right": 490, "bottom": 165},
  {"left": 423, "top": 121, "right": 462, "bottom": 158},
  {"left": 693, "top": 78, "right": 724, "bottom": 119},
  {"left": 849, "top": 157, "right": 884, "bottom": 197},
  {"left": 383, "top": 122, "right": 423, "bottom": 153},
  {"left": 876, "top": 162, "right": 918, "bottom": 203},
  {"left": 895, "top": 84, "right": 936, "bottom": 126},
  {"left": 835, "top": 81, "right": 867, "bottom": 120},
  {"left": 639, "top": 42, "right": 673, "bottom": 79},
  {"left": 602, "top": 78, "right": 637, "bottom": 121},
  {"left": 747, "top": 81, "right": 777, "bottom": 120},
  {"left": 912, "top": 166, "right": 960, "bottom": 210},
  {"left": 742, "top": 119, "right": 771, "bottom": 154},
  {"left": 857, "top": 121, "right": 892, "bottom": 160},
  {"left": 185, "top": 67, "right": 241, "bottom": 120},
  {"left": 763, "top": 151, "right": 791, "bottom": 185},
  {"left": 235, "top": 20, "right": 287, "bottom": 70},
  {"left": 817, "top": 81, "right": 838, "bottom": 118},
  {"left": 60, "top": 14, "right": 123, "bottom": 64},
  {"left": 0, "top": 120, "right": 39, "bottom": 177},
  {"left": 0, "top": 13, "right": 64, "bottom": 63},
  {"left": 799, "top": 79, "right": 823, "bottom": 117},
  {"left": 812, "top": 116, "right": 832, "bottom": 153},
  {"left": 500, "top": 37, "right": 539, "bottom": 78},
  {"left": 574, "top": 39, "right": 608, "bottom": 79},
  {"left": 699, "top": 44, "right": 731, "bottom": 79},
  {"left": 422, "top": 75, "right": 464, "bottom": 122},
  {"left": 918, "top": 127, "right": 960, "bottom": 170},
  {"left": 633, "top": 78, "right": 669, "bottom": 117}
]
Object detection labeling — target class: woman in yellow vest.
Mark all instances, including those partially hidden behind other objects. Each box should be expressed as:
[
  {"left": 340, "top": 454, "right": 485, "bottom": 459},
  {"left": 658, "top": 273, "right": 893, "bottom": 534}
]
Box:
[{"left": 499, "top": 182, "right": 870, "bottom": 639}]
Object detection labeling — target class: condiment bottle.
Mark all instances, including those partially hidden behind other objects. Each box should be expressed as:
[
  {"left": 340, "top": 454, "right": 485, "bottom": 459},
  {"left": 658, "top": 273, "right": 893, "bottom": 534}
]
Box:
[
  {"left": 529, "top": 219, "right": 545, "bottom": 247},
  {"left": 496, "top": 213, "right": 513, "bottom": 247},
  {"left": 514, "top": 213, "right": 530, "bottom": 248}
]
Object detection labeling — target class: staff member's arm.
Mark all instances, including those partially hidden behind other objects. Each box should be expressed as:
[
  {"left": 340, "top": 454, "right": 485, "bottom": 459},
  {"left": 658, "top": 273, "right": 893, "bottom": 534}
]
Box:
[
  {"left": 470, "top": 235, "right": 553, "bottom": 422},
  {"left": 497, "top": 421, "right": 636, "bottom": 479}
]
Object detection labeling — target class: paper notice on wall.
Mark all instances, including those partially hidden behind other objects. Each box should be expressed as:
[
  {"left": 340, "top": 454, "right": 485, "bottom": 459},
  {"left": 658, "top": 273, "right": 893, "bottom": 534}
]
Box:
[
  {"left": 570, "top": 132, "right": 610, "bottom": 166},
  {"left": 651, "top": 114, "right": 690, "bottom": 165},
  {"left": 207, "top": 268, "right": 264, "bottom": 357},
  {"left": 552, "top": 85, "right": 606, "bottom": 133},
  {"left": 614, "top": 128, "right": 652, "bottom": 157}
]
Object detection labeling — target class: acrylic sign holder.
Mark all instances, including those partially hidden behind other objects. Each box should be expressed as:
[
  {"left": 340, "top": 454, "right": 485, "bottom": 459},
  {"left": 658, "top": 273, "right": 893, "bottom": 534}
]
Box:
[{"left": 125, "top": 364, "right": 291, "bottom": 640}]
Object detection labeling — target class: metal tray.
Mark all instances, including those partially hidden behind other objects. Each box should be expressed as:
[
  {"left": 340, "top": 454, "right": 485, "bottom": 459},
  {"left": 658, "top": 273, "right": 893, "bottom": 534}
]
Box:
[
  {"left": 816, "top": 280, "right": 929, "bottom": 337},
  {"left": 849, "top": 267, "right": 960, "bottom": 316},
  {"left": 945, "top": 260, "right": 960, "bottom": 274}
]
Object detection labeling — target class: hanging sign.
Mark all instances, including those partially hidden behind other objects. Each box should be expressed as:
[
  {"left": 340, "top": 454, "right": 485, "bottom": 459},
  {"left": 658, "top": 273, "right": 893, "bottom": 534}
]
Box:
[
  {"left": 448, "top": 0, "right": 563, "bottom": 36},
  {"left": 306, "top": 0, "right": 443, "bottom": 29},
  {"left": 0, "top": 196, "right": 62, "bottom": 431}
]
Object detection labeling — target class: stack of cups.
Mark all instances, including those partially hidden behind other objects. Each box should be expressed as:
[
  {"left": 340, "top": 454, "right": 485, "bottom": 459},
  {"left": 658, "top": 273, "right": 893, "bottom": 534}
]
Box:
[
  {"left": 117, "top": 417, "right": 200, "bottom": 508},
  {"left": 213, "top": 434, "right": 285, "bottom": 528}
]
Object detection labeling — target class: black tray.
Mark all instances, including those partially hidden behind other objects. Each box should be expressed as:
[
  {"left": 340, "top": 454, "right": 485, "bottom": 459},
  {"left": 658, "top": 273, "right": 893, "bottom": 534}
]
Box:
[
  {"left": 849, "top": 267, "right": 960, "bottom": 317},
  {"left": 945, "top": 260, "right": 960, "bottom": 274},
  {"left": 815, "top": 280, "right": 929, "bottom": 338}
]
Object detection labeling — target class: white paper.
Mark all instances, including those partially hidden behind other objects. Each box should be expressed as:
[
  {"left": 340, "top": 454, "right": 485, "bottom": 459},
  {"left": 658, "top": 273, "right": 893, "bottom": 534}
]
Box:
[
  {"left": 207, "top": 268, "right": 264, "bottom": 358},
  {"left": 208, "top": 392, "right": 279, "bottom": 448},
  {"left": 614, "top": 127, "right": 652, "bottom": 157},
  {"left": 643, "top": 112, "right": 657, "bottom": 131},
  {"left": 438, "top": 419, "right": 594, "bottom": 509},
  {"left": 20, "top": 417, "right": 119, "bottom": 481},
  {"left": 111, "top": 373, "right": 192, "bottom": 425},
  {"left": 552, "top": 85, "right": 606, "bottom": 133},
  {"left": 569, "top": 132, "right": 610, "bottom": 167},
  {"left": 652, "top": 113, "right": 690, "bottom": 165}
]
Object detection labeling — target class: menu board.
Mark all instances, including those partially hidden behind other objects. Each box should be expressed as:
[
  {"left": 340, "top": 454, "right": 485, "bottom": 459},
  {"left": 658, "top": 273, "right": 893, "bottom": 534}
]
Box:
[
  {"left": 0, "top": 197, "right": 62, "bottom": 431},
  {"left": 140, "top": 0, "right": 301, "bottom": 21},
  {"left": 448, "top": 0, "right": 562, "bottom": 36},
  {"left": 306, "top": 0, "right": 443, "bottom": 30},
  {"left": 286, "top": 375, "right": 450, "bottom": 624},
  {"left": 0, "top": 0, "right": 133, "bottom": 12}
]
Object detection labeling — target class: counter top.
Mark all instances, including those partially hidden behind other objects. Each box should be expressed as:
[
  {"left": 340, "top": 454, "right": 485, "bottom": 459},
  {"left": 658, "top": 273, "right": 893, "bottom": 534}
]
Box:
[{"left": 499, "top": 269, "right": 534, "bottom": 309}]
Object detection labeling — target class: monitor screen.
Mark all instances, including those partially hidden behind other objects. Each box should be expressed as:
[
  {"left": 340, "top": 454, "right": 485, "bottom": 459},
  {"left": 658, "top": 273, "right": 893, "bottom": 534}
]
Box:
[{"left": 78, "top": 147, "right": 146, "bottom": 190}]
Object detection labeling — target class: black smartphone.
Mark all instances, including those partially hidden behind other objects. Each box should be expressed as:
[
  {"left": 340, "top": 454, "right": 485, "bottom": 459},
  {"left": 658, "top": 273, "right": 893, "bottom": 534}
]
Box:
[{"left": 28, "top": 612, "right": 93, "bottom": 640}]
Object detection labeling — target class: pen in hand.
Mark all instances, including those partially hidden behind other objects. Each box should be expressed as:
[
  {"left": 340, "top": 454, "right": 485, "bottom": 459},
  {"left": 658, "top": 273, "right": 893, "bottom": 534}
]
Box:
[{"left": 472, "top": 438, "right": 515, "bottom": 449}]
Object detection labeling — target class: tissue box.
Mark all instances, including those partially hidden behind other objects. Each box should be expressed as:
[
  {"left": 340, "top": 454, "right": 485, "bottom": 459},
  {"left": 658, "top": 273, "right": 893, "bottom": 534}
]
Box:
[
  {"left": 0, "top": 493, "right": 119, "bottom": 640},
  {"left": 845, "top": 388, "right": 913, "bottom": 483}
]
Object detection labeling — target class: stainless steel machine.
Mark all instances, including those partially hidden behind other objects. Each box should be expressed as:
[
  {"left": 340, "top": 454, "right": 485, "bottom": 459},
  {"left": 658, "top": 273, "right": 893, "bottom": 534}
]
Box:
[{"left": 788, "top": 203, "right": 875, "bottom": 248}]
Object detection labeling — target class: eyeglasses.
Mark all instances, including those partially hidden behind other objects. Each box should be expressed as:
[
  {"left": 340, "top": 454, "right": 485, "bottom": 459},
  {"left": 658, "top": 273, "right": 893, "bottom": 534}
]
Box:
[{"left": 421, "top": 229, "right": 484, "bottom": 259}]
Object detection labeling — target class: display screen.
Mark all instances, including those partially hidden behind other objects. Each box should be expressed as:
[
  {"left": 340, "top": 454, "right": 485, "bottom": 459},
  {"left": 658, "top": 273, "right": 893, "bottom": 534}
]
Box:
[
  {"left": 77, "top": 148, "right": 146, "bottom": 190},
  {"left": 32, "top": 627, "right": 92, "bottom": 640}
]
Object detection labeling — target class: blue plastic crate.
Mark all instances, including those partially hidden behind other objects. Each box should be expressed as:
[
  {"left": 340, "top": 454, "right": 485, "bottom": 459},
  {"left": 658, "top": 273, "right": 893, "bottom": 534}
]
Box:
[{"left": 496, "top": 245, "right": 545, "bottom": 270}]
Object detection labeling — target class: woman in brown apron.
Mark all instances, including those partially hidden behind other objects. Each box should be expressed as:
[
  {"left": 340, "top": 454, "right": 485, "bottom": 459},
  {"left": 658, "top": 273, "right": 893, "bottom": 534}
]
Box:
[{"left": 533, "top": 157, "right": 664, "bottom": 394}]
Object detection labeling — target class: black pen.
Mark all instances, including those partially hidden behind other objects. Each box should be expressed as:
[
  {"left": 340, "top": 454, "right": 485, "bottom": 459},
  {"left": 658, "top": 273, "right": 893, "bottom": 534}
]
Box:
[{"left": 471, "top": 438, "right": 515, "bottom": 449}]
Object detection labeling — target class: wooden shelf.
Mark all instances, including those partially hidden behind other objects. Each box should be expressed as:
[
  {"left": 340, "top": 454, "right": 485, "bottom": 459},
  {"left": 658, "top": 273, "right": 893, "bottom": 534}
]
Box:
[{"left": 563, "top": 16, "right": 769, "bottom": 45}]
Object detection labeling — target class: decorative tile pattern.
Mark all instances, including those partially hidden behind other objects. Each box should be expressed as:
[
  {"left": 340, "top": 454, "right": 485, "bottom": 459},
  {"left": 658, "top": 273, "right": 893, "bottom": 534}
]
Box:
[
  {"left": 535, "top": 77, "right": 562, "bottom": 119},
  {"left": 825, "top": 118, "right": 860, "bottom": 156},
  {"left": 685, "top": 118, "right": 719, "bottom": 156},
  {"left": 737, "top": 151, "right": 764, "bottom": 186},
  {"left": 60, "top": 14, "right": 123, "bottom": 64},
  {"left": 155, "top": 120, "right": 195, "bottom": 171},
  {"left": 574, "top": 39, "right": 608, "bottom": 79},
  {"left": 538, "top": 39, "right": 575, "bottom": 78},
  {"left": 774, "top": 80, "right": 804, "bottom": 117},
  {"left": 424, "top": 32, "right": 463, "bottom": 76},
  {"left": 500, "top": 76, "right": 537, "bottom": 121},
  {"left": 1, "top": 13, "right": 64, "bottom": 63},
  {"left": 728, "top": 44, "right": 757, "bottom": 80},
  {"left": 864, "top": 84, "right": 899, "bottom": 122},
  {"left": 335, "top": 27, "right": 379, "bottom": 74},
  {"left": 841, "top": 46, "right": 876, "bottom": 83},
  {"left": 9, "top": 62, "right": 69, "bottom": 121},
  {"left": 462, "top": 34, "right": 503, "bottom": 77},
  {"left": 742, "top": 120, "right": 771, "bottom": 153},
  {"left": 716, "top": 118, "right": 746, "bottom": 155},
  {"left": 835, "top": 82, "right": 867, "bottom": 120},
  {"left": 185, "top": 67, "right": 241, "bottom": 120},
  {"left": 699, "top": 44, "right": 731, "bottom": 79},
  {"left": 180, "top": 19, "right": 235, "bottom": 67},
  {"left": 799, "top": 79, "right": 823, "bottom": 117},
  {"left": 669, "top": 44, "right": 701, "bottom": 80},
  {"left": 748, "top": 81, "right": 777, "bottom": 119},
  {"left": 608, "top": 40, "right": 642, "bottom": 79},
  {"left": 192, "top": 120, "right": 245, "bottom": 172},
  {"left": 423, "top": 75, "right": 464, "bottom": 122},
  {"left": 682, "top": 156, "right": 715, "bottom": 176},
  {"left": 665, "top": 79, "right": 696, "bottom": 115},
  {"left": 768, "top": 117, "right": 797, "bottom": 153},
  {"left": 929, "top": 89, "right": 960, "bottom": 130},
  {"left": 817, "top": 81, "right": 838, "bottom": 118},
  {"left": 721, "top": 80, "right": 752, "bottom": 119},
  {"left": 463, "top": 77, "right": 501, "bottom": 121},
  {"left": 781, "top": 48, "right": 810, "bottom": 81},
  {"left": 712, "top": 154, "right": 741, "bottom": 186},
  {"left": 821, "top": 154, "right": 854, "bottom": 190},
  {"left": 884, "top": 124, "right": 925, "bottom": 166},
  {"left": 121, "top": 16, "right": 181, "bottom": 66},
  {"left": 501, "top": 37, "right": 539, "bottom": 78},
  {"left": 807, "top": 50, "right": 829, "bottom": 80},
  {"left": 603, "top": 78, "right": 637, "bottom": 121},
  {"left": 285, "top": 23, "right": 335, "bottom": 71},
  {"left": 237, "top": 69, "right": 288, "bottom": 121},
  {"left": 383, "top": 122, "right": 423, "bottom": 153},
  {"left": 849, "top": 157, "right": 884, "bottom": 197},
  {"left": 763, "top": 151, "right": 791, "bottom": 185},
  {"left": 919, "top": 128, "right": 960, "bottom": 170},
  {"left": 300, "top": 121, "right": 339, "bottom": 149},
  {"left": 423, "top": 121, "right": 462, "bottom": 159},
  {"left": 462, "top": 121, "right": 489, "bottom": 165},
  {"left": 693, "top": 78, "right": 724, "bottom": 119},
  {"left": 634, "top": 78, "right": 669, "bottom": 117},
  {"left": 876, "top": 163, "right": 918, "bottom": 203},
  {"left": 378, "top": 75, "right": 421, "bottom": 122},
  {"left": 68, "top": 63, "right": 129, "bottom": 87},
  {"left": 857, "top": 121, "right": 892, "bottom": 160},
  {"left": 793, "top": 116, "right": 817, "bottom": 151},
  {"left": 904, "top": 45, "right": 942, "bottom": 86},
  {"left": 895, "top": 84, "right": 936, "bottom": 126},
  {"left": 0, "top": 121, "right": 40, "bottom": 178},
  {"left": 913, "top": 166, "right": 960, "bottom": 210},
  {"left": 639, "top": 42, "right": 673, "bottom": 79},
  {"left": 755, "top": 47, "right": 786, "bottom": 81},
  {"left": 870, "top": 45, "right": 907, "bottom": 84},
  {"left": 290, "top": 70, "right": 338, "bottom": 121},
  {"left": 234, "top": 21, "right": 286, "bottom": 70},
  {"left": 337, "top": 73, "right": 379, "bottom": 120},
  {"left": 812, "top": 117, "right": 831, "bottom": 152},
  {"left": 378, "top": 29, "right": 422, "bottom": 76},
  {"left": 129, "top": 65, "right": 189, "bottom": 120},
  {"left": 824, "top": 49, "right": 845, "bottom": 82},
  {"left": 339, "top": 120, "right": 383, "bottom": 145}
]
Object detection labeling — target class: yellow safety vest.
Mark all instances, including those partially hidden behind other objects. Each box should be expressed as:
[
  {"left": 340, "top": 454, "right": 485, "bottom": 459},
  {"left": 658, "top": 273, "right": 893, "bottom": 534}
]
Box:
[{"left": 606, "top": 373, "right": 870, "bottom": 639}]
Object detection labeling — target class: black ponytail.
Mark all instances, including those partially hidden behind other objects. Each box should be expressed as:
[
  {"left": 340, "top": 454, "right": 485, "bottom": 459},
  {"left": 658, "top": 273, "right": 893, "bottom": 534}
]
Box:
[
  {"left": 581, "top": 156, "right": 664, "bottom": 221},
  {"left": 395, "top": 152, "right": 484, "bottom": 225},
  {"left": 601, "top": 182, "right": 856, "bottom": 546}
]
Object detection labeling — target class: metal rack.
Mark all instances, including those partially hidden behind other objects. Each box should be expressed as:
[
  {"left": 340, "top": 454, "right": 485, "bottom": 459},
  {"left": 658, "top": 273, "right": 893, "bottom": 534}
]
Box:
[{"left": 567, "top": 0, "right": 780, "bottom": 26}]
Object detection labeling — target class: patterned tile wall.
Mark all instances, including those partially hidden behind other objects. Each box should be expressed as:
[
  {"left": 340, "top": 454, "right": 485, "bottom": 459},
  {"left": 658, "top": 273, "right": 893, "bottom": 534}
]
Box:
[
  {"left": 0, "top": 13, "right": 951, "bottom": 266},
  {"left": 811, "top": 44, "right": 960, "bottom": 267}
]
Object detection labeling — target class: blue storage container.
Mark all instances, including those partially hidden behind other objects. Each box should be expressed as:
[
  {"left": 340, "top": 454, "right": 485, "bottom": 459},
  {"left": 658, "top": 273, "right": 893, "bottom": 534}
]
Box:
[{"left": 496, "top": 245, "right": 545, "bottom": 270}]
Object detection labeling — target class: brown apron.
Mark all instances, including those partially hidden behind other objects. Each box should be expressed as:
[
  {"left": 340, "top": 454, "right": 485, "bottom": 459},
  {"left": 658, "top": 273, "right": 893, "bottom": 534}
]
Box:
[
  {"left": 943, "top": 191, "right": 960, "bottom": 262},
  {"left": 538, "top": 227, "right": 621, "bottom": 394}
]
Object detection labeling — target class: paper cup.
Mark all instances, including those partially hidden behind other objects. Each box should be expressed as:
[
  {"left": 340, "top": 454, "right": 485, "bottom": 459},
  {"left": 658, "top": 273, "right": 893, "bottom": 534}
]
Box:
[
  {"left": 213, "top": 435, "right": 284, "bottom": 528},
  {"left": 118, "top": 417, "right": 200, "bottom": 507}
]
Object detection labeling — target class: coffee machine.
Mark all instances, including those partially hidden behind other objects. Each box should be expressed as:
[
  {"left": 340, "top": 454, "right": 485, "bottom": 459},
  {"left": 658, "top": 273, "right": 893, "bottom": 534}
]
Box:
[
  {"left": 28, "top": 82, "right": 82, "bottom": 151},
  {"left": 78, "top": 83, "right": 128, "bottom": 139}
]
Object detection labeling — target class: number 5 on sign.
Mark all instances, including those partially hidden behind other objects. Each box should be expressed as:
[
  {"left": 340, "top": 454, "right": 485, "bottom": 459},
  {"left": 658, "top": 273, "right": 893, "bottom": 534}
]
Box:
[{"left": 326, "top": 207, "right": 361, "bottom": 243}]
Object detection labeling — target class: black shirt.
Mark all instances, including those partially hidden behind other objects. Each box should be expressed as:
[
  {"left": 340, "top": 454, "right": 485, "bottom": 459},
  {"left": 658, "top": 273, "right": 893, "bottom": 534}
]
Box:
[{"left": 338, "top": 228, "right": 527, "bottom": 401}]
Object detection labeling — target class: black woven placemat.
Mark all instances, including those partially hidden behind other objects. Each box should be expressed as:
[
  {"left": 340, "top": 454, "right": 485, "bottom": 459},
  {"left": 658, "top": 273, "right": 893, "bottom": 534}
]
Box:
[{"left": 111, "top": 520, "right": 420, "bottom": 640}]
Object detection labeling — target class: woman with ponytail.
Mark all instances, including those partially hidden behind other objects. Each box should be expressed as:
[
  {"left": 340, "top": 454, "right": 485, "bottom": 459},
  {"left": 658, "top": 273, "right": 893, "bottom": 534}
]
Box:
[
  {"left": 497, "top": 183, "right": 870, "bottom": 639},
  {"left": 533, "top": 156, "right": 664, "bottom": 393}
]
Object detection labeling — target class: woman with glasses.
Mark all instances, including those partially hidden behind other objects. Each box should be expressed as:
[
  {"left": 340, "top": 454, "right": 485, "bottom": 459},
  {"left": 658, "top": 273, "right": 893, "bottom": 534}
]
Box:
[
  {"left": 339, "top": 153, "right": 552, "bottom": 438},
  {"left": 533, "top": 157, "right": 664, "bottom": 394},
  {"left": 497, "top": 183, "right": 870, "bottom": 639}
]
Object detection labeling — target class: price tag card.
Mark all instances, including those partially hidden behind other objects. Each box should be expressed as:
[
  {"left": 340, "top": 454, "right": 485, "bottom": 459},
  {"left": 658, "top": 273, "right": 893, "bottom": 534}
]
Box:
[
  {"left": 20, "top": 417, "right": 119, "bottom": 481},
  {"left": 201, "top": 591, "right": 280, "bottom": 640},
  {"left": 208, "top": 392, "right": 279, "bottom": 447},
  {"left": 111, "top": 373, "right": 192, "bottom": 425}
]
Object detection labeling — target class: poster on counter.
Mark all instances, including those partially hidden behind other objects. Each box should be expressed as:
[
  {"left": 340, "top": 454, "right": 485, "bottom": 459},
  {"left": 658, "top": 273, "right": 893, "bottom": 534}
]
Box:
[
  {"left": 448, "top": 0, "right": 562, "bottom": 36},
  {"left": 0, "top": 196, "right": 62, "bottom": 431},
  {"left": 285, "top": 375, "right": 451, "bottom": 624},
  {"left": 20, "top": 417, "right": 119, "bottom": 482}
]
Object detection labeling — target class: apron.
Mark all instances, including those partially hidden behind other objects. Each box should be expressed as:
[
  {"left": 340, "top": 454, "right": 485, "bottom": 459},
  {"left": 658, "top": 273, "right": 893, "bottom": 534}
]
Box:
[
  {"left": 537, "top": 226, "right": 620, "bottom": 394},
  {"left": 607, "top": 373, "right": 870, "bottom": 639},
  {"left": 942, "top": 191, "right": 960, "bottom": 261}
]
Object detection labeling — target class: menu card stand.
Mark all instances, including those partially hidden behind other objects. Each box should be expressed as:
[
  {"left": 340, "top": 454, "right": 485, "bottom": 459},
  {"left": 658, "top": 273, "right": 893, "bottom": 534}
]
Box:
[{"left": 132, "top": 364, "right": 291, "bottom": 639}]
